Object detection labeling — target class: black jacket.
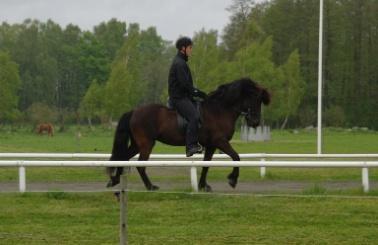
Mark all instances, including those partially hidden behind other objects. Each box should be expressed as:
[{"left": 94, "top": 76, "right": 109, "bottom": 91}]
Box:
[{"left": 168, "top": 52, "right": 195, "bottom": 100}]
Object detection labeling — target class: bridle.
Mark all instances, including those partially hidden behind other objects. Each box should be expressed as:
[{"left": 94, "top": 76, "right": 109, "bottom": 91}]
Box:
[{"left": 239, "top": 100, "right": 260, "bottom": 122}]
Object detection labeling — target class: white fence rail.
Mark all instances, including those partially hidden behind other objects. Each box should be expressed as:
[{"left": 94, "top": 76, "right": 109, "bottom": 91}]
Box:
[
  {"left": 0, "top": 153, "right": 378, "bottom": 193},
  {"left": 1, "top": 160, "right": 378, "bottom": 167},
  {"left": 1, "top": 153, "right": 378, "bottom": 158}
]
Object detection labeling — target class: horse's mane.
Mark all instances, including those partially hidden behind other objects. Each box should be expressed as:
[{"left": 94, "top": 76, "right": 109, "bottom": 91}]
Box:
[{"left": 207, "top": 78, "right": 263, "bottom": 104}]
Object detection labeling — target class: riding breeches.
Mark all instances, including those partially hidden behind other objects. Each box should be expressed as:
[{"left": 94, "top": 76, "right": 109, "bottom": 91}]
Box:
[{"left": 170, "top": 97, "right": 200, "bottom": 147}]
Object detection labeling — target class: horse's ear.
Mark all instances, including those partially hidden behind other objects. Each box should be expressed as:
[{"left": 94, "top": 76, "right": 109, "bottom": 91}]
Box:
[{"left": 261, "top": 88, "right": 271, "bottom": 105}]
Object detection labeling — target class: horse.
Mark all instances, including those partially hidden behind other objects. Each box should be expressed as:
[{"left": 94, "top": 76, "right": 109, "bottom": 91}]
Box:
[
  {"left": 36, "top": 123, "right": 54, "bottom": 137},
  {"left": 107, "top": 77, "right": 271, "bottom": 192}
]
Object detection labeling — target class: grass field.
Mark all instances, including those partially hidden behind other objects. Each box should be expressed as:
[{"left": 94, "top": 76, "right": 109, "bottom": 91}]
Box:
[
  {"left": 0, "top": 192, "right": 378, "bottom": 244},
  {"left": 1, "top": 126, "right": 377, "bottom": 153}
]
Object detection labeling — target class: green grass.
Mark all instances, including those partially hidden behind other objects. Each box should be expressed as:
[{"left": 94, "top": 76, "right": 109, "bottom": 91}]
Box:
[
  {"left": 0, "top": 126, "right": 114, "bottom": 153},
  {"left": 1, "top": 126, "right": 377, "bottom": 154},
  {"left": 0, "top": 126, "right": 377, "bottom": 192},
  {"left": 0, "top": 192, "right": 377, "bottom": 244}
]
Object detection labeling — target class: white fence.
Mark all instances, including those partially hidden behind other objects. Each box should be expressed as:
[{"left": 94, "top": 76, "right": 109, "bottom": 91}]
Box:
[{"left": 1, "top": 153, "right": 378, "bottom": 193}]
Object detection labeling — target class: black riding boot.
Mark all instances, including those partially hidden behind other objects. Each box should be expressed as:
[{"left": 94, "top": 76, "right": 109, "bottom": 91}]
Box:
[{"left": 186, "top": 143, "right": 203, "bottom": 157}]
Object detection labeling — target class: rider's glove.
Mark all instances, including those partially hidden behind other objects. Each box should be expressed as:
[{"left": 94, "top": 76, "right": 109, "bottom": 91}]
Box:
[{"left": 192, "top": 89, "right": 208, "bottom": 99}]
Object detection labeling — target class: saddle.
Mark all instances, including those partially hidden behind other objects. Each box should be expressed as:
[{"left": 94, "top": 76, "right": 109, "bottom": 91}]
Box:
[{"left": 167, "top": 99, "right": 202, "bottom": 132}]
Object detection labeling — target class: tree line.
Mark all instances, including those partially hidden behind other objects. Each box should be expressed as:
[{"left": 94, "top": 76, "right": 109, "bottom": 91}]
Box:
[{"left": 0, "top": 0, "right": 377, "bottom": 129}]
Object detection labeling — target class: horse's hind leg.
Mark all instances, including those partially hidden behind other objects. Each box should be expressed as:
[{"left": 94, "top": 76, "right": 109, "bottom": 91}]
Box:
[
  {"left": 137, "top": 142, "right": 159, "bottom": 191},
  {"left": 107, "top": 143, "right": 139, "bottom": 187},
  {"left": 137, "top": 167, "right": 159, "bottom": 191}
]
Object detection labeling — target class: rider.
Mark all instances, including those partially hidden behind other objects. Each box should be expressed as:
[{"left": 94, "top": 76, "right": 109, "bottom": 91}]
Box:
[{"left": 168, "top": 36, "right": 207, "bottom": 157}]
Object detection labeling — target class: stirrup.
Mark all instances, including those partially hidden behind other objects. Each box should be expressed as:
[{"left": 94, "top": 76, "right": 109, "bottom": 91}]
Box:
[{"left": 186, "top": 144, "right": 203, "bottom": 157}]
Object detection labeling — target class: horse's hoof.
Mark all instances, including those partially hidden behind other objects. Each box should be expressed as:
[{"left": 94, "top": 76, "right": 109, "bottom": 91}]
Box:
[
  {"left": 106, "top": 177, "right": 120, "bottom": 188},
  {"left": 148, "top": 185, "right": 159, "bottom": 191},
  {"left": 199, "top": 184, "right": 212, "bottom": 192},
  {"left": 114, "top": 191, "right": 120, "bottom": 202},
  {"left": 106, "top": 180, "right": 114, "bottom": 188},
  {"left": 228, "top": 177, "right": 238, "bottom": 188}
]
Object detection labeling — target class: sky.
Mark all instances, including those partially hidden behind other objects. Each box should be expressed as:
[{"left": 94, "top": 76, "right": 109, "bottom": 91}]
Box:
[{"left": 0, "top": 0, "right": 241, "bottom": 41}]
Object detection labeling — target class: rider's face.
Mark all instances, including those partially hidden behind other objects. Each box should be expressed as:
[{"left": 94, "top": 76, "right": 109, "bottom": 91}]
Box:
[{"left": 184, "top": 45, "right": 193, "bottom": 57}]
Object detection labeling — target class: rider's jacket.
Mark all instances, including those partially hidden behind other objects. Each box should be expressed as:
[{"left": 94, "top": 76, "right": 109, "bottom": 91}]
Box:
[{"left": 168, "top": 52, "right": 195, "bottom": 100}]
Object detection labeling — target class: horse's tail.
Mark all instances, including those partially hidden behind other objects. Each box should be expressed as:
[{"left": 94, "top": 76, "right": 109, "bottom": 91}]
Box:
[
  {"left": 106, "top": 111, "right": 134, "bottom": 183},
  {"left": 110, "top": 111, "right": 134, "bottom": 161}
]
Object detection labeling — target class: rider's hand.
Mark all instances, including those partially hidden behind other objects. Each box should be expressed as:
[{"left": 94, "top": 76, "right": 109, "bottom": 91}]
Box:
[{"left": 193, "top": 89, "right": 208, "bottom": 99}]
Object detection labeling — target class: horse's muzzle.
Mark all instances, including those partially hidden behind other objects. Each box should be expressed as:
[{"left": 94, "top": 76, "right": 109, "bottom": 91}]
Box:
[{"left": 247, "top": 119, "right": 260, "bottom": 128}]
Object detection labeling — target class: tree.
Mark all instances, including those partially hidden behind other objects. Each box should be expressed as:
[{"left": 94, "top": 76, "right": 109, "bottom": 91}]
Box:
[
  {"left": 279, "top": 49, "right": 305, "bottom": 128},
  {"left": 79, "top": 80, "right": 105, "bottom": 126},
  {"left": 138, "top": 27, "right": 168, "bottom": 104},
  {"left": 104, "top": 24, "right": 142, "bottom": 119},
  {"left": 104, "top": 24, "right": 170, "bottom": 119},
  {"left": 233, "top": 37, "right": 284, "bottom": 124},
  {"left": 190, "top": 29, "right": 221, "bottom": 92},
  {"left": 26, "top": 102, "right": 58, "bottom": 125},
  {"left": 0, "top": 51, "right": 21, "bottom": 122},
  {"left": 94, "top": 18, "right": 127, "bottom": 61},
  {"left": 259, "top": 0, "right": 319, "bottom": 127},
  {"left": 222, "top": 0, "right": 258, "bottom": 58}
]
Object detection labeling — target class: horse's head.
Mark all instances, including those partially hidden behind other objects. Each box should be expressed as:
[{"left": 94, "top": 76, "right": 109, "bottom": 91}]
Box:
[
  {"left": 239, "top": 79, "right": 270, "bottom": 128},
  {"left": 209, "top": 78, "right": 271, "bottom": 128}
]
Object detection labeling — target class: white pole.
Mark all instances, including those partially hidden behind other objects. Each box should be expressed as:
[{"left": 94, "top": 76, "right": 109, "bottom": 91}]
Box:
[
  {"left": 362, "top": 167, "right": 369, "bottom": 193},
  {"left": 19, "top": 167, "right": 26, "bottom": 193},
  {"left": 190, "top": 167, "right": 198, "bottom": 192},
  {"left": 317, "top": 0, "right": 324, "bottom": 154},
  {"left": 119, "top": 171, "right": 128, "bottom": 245},
  {"left": 260, "top": 158, "right": 266, "bottom": 178}
]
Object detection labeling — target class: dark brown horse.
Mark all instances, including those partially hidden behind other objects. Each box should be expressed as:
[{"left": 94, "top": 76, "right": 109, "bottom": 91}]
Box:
[
  {"left": 36, "top": 123, "right": 54, "bottom": 137},
  {"left": 107, "top": 78, "right": 270, "bottom": 191}
]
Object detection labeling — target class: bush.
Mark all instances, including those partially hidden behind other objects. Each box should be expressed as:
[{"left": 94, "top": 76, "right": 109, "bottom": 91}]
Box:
[
  {"left": 325, "top": 105, "right": 345, "bottom": 127},
  {"left": 298, "top": 106, "right": 316, "bottom": 127},
  {"left": 26, "top": 103, "right": 58, "bottom": 125}
]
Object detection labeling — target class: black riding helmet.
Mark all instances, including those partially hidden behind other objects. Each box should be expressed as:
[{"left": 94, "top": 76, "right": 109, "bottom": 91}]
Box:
[{"left": 175, "top": 36, "right": 193, "bottom": 50}]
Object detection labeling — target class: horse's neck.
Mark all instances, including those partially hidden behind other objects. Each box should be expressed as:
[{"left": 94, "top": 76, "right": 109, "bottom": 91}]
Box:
[
  {"left": 203, "top": 103, "right": 240, "bottom": 127},
  {"left": 224, "top": 107, "right": 240, "bottom": 125}
]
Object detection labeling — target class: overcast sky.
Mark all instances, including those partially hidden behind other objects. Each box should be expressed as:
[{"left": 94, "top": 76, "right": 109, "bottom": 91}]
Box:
[{"left": 0, "top": 0, "right": 243, "bottom": 41}]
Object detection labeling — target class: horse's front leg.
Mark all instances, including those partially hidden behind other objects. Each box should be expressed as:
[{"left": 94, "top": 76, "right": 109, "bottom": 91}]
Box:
[
  {"left": 199, "top": 147, "right": 216, "bottom": 192},
  {"left": 215, "top": 140, "right": 240, "bottom": 188}
]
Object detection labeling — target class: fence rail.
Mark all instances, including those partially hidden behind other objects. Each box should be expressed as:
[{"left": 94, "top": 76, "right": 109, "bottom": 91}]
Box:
[
  {"left": 1, "top": 153, "right": 377, "bottom": 193},
  {"left": 1, "top": 160, "right": 378, "bottom": 167},
  {"left": 1, "top": 153, "right": 378, "bottom": 158}
]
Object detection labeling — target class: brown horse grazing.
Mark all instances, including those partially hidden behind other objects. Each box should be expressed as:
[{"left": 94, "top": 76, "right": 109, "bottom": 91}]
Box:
[
  {"left": 37, "top": 123, "right": 54, "bottom": 137},
  {"left": 107, "top": 78, "right": 270, "bottom": 191}
]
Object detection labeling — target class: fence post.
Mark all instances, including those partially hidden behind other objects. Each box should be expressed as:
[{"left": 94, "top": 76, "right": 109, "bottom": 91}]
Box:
[
  {"left": 260, "top": 158, "right": 266, "bottom": 178},
  {"left": 190, "top": 167, "right": 198, "bottom": 192},
  {"left": 19, "top": 166, "right": 26, "bottom": 193},
  {"left": 362, "top": 167, "right": 369, "bottom": 193},
  {"left": 120, "top": 168, "right": 128, "bottom": 245}
]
